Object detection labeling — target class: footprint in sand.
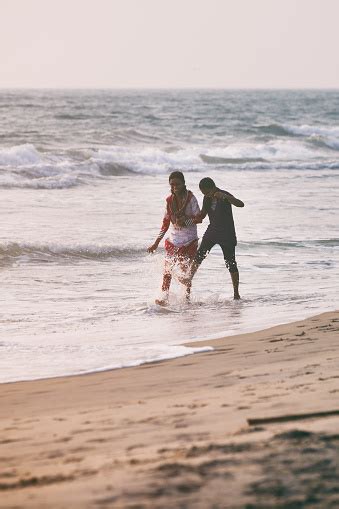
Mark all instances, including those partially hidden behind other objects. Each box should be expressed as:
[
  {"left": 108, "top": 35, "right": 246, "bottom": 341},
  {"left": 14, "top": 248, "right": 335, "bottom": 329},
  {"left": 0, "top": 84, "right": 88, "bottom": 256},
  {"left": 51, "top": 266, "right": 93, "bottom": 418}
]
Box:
[
  {"left": 87, "top": 437, "right": 111, "bottom": 443},
  {"left": 46, "top": 450, "right": 64, "bottom": 459},
  {"left": 0, "top": 470, "right": 17, "bottom": 479},
  {"left": 55, "top": 436, "right": 73, "bottom": 443},
  {"left": 63, "top": 456, "right": 83, "bottom": 464},
  {"left": 187, "top": 403, "right": 208, "bottom": 409}
]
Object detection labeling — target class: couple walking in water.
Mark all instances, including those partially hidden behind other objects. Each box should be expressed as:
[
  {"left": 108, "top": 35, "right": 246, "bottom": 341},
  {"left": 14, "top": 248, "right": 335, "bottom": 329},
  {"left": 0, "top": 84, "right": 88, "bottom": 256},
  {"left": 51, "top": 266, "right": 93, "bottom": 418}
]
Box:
[{"left": 148, "top": 171, "right": 244, "bottom": 306}]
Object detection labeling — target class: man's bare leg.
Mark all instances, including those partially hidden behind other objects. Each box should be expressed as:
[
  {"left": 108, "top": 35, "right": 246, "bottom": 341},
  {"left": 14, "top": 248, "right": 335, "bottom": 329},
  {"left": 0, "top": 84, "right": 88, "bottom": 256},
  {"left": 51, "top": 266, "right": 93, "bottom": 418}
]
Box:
[{"left": 231, "top": 271, "right": 240, "bottom": 300}]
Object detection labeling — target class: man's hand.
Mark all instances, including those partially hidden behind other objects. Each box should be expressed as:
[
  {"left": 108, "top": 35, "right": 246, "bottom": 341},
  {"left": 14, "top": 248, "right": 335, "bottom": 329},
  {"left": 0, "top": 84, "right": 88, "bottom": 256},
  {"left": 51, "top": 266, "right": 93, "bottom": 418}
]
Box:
[
  {"left": 147, "top": 241, "right": 160, "bottom": 253},
  {"left": 193, "top": 211, "right": 206, "bottom": 224},
  {"left": 213, "top": 191, "right": 225, "bottom": 200}
]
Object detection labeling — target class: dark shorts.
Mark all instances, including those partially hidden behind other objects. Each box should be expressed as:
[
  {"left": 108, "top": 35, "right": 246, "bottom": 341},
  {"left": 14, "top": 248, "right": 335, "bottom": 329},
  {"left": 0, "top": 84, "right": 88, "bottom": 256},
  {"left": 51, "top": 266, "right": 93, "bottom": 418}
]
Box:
[{"left": 195, "top": 236, "right": 238, "bottom": 273}]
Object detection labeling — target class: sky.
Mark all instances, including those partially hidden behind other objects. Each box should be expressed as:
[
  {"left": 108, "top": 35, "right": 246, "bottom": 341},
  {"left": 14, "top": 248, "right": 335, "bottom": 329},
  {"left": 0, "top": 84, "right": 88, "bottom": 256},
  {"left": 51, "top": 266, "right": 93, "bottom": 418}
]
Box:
[{"left": 1, "top": 0, "right": 339, "bottom": 89}]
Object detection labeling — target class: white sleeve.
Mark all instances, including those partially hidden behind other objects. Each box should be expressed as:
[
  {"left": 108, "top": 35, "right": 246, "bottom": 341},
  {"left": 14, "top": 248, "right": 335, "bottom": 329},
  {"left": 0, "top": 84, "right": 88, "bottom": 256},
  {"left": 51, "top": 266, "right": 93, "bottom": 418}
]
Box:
[{"left": 189, "top": 194, "right": 201, "bottom": 216}]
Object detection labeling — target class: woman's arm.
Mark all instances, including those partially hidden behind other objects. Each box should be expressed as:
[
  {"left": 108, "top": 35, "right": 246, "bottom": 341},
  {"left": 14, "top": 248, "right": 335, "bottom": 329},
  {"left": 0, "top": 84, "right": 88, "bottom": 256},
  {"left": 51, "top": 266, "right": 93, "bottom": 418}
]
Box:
[{"left": 147, "top": 212, "right": 170, "bottom": 253}]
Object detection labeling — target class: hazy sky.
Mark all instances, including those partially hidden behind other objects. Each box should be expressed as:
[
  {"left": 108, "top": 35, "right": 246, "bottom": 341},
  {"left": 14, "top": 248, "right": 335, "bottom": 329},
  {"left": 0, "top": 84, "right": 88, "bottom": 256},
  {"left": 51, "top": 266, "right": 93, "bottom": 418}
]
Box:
[{"left": 1, "top": 0, "right": 339, "bottom": 88}]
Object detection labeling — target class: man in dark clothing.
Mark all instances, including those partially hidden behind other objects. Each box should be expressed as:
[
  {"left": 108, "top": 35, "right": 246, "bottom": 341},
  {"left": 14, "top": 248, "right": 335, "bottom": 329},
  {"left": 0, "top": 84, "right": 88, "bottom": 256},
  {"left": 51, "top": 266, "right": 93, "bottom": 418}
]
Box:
[{"left": 183, "top": 177, "right": 244, "bottom": 299}]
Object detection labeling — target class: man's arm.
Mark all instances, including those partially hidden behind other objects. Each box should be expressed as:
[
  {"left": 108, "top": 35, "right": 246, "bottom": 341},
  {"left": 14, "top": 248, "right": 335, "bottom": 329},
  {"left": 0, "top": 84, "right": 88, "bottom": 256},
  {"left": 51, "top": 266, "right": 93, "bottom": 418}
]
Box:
[
  {"left": 192, "top": 208, "right": 208, "bottom": 223},
  {"left": 175, "top": 195, "right": 207, "bottom": 227},
  {"left": 183, "top": 195, "right": 206, "bottom": 225},
  {"left": 178, "top": 208, "right": 207, "bottom": 226},
  {"left": 214, "top": 191, "right": 244, "bottom": 208}
]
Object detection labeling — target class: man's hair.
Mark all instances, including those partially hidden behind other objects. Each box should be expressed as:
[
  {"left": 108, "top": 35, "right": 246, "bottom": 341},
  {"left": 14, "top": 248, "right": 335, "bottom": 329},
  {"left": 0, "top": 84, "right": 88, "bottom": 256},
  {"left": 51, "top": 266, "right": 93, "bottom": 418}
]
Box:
[
  {"left": 169, "top": 171, "right": 185, "bottom": 183},
  {"left": 199, "top": 177, "right": 215, "bottom": 190}
]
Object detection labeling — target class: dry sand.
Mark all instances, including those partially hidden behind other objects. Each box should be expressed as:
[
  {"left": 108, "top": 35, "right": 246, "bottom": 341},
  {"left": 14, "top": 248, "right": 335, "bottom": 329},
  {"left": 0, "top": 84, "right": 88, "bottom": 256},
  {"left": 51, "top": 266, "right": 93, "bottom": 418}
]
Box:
[{"left": 0, "top": 311, "right": 338, "bottom": 508}]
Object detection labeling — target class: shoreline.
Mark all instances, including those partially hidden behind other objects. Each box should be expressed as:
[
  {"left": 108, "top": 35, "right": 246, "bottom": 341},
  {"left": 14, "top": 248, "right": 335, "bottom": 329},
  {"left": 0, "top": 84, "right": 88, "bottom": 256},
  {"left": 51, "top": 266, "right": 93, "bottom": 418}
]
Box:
[
  {"left": 1, "top": 310, "right": 338, "bottom": 507},
  {"left": 2, "top": 307, "right": 335, "bottom": 386}
]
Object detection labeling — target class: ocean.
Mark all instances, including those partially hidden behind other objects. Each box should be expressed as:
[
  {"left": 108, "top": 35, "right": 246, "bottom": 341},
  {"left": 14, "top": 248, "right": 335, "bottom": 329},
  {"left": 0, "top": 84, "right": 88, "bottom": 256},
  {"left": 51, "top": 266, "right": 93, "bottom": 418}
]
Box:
[{"left": 0, "top": 89, "right": 338, "bottom": 383}]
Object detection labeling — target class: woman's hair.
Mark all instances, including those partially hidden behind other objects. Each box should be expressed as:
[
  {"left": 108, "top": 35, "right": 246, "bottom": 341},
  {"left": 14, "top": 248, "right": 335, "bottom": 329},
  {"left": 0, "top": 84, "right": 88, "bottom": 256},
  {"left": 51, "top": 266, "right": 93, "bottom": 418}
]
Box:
[
  {"left": 199, "top": 177, "right": 215, "bottom": 190},
  {"left": 169, "top": 171, "right": 185, "bottom": 183}
]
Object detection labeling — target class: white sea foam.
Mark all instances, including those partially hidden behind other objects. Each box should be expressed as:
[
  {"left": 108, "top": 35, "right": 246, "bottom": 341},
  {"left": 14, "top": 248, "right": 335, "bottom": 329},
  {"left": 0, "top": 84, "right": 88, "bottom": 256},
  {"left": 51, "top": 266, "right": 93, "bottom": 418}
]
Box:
[
  {"left": 0, "top": 171, "right": 80, "bottom": 189},
  {"left": 92, "top": 146, "right": 202, "bottom": 174},
  {"left": 203, "top": 139, "right": 317, "bottom": 161},
  {"left": 0, "top": 143, "right": 42, "bottom": 166},
  {"left": 282, "top": 124, "right": 339, "bottom": 139},
  {"left": 91, "top": 139, "right": 330, "bottom": 176},
  {"left": 0, "top": 341, "right": 213, "bottom": 384},
  {"left": 281, "top": 124, "right": 339, "bottom": 151},
  {"left": 0, "top": 145, "right": 100, "bottom": 188}
]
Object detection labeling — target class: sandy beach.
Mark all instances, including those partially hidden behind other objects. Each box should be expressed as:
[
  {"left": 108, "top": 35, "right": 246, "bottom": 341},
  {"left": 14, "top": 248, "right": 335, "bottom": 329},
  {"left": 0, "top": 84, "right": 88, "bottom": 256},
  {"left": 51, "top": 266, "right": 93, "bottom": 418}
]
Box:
[{"left": 1, "top": 310, "right": 338, "bottom": 508}]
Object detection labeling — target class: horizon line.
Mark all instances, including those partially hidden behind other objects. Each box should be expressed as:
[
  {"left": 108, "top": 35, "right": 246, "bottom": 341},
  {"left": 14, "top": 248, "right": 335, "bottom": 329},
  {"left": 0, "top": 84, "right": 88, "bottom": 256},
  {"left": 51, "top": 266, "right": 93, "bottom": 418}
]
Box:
[{"left": 1, "top": 86, "right": 339, "bottom": 92}]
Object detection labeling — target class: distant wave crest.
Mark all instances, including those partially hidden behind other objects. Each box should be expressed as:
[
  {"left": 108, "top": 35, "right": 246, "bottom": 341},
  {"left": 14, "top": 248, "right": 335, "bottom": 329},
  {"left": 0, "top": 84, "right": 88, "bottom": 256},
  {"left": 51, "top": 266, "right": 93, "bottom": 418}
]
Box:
[
  {"left": 200, "top": 154, "right": 267, "bottom": 164},
  {"left": 256, "top": 123, "right": 339, "bottom": 151},
  {"left": 239, "top": 239, "right": 339, "bottom": 250}
]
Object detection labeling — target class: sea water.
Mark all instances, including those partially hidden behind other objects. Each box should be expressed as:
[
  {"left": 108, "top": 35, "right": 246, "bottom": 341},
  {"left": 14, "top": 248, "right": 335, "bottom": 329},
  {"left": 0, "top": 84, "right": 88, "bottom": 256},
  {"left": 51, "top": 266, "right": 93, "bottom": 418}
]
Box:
[{"left": 0, "top": 89, "right": 338, "bottom": 383}]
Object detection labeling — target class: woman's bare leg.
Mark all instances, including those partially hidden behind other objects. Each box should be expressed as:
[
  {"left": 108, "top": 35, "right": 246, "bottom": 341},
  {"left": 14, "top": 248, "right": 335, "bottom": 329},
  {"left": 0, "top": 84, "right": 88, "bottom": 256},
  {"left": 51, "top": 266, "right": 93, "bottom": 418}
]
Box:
[
  {"left": 178, "top": 256, "right": 194, "bottom": 302},
  {"left": 155, "top": 259, "right": 172, "bottom": 306}
]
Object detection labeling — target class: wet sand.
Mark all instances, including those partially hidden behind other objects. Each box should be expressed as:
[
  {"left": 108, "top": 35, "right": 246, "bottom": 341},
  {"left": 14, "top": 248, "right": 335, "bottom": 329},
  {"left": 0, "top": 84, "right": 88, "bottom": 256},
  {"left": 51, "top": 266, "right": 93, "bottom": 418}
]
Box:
[{"left": 0, "top": 311, "right": 338, "bottom": 508}]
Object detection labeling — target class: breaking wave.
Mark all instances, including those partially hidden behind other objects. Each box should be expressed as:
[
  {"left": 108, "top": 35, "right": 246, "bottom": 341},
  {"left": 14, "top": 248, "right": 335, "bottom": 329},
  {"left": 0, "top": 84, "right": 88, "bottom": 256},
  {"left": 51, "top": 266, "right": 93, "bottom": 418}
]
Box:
[
  {"left": 0, "top": 241, "right": 147, "bottom": 263},
  {"left": 0, "top": 143, "right": 42, "bottom": 166},
  {"left": 1, "top": 135, "right": 339, "bottom": 190}
]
